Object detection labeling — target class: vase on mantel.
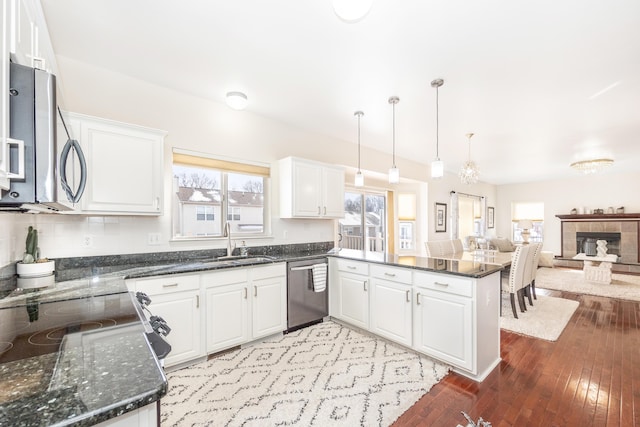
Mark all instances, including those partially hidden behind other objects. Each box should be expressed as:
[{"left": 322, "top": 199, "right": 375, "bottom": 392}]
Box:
[{"left": 596, "top": 240, "right": 608, "bottom": 257}]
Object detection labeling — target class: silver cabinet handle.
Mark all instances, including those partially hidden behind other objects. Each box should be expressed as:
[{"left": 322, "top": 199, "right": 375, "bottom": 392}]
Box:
[
  {"left": 384, "top": 272, "right": 396, "bottom": 277},
  {"left": 318, "top": 206, "right": 321, "bottom": 215},
  {"left": 162, "top": 283, "right": 179, "bottom": 288},
  {"left": 434, "top": 282, "right": 449, "bottom": 287},
  {"left": 363, "top": 280, "right": 367, "bottom": 292},
  {"left": 196, "top": 295, "right": 200, "bottom": 308},
  {"left": 254, "top": 286, "right": 258, "bottom": 297},
  {"left": 406, "top": 290, "right": 410, "bottom": 302},
  {"left": 323, "top": 206, "right": 327, "bottom": 215},
  {"left": 347, "top": 265, "right": 357, "bottom": 270},
  {"left": 416, "top": 292, "right": 421, "bottom": 305}
]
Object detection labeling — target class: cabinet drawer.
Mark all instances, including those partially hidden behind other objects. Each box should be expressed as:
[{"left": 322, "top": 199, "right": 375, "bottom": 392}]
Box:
[
  {"left": 133, "top": 274, "right": 200, "bottom": 296},
  {"left": 335, "top": 259, "right": 369, "bottom": 275},
  {"left": 201, "top": 269, "right": 247, "bottom": 288},
  {"left": 370, "top": 264, "right": 412, "bottom": 284},
  {"left": 252, "top": 263, "right": 286, "bottom": 280},
  {"left": 414, "top": 271, "right": 473, "bottom": 298}
]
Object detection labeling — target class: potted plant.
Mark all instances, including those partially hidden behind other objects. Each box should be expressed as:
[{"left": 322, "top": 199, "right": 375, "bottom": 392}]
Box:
[{"left": 16, "top": 226, "right": 55, "bottom": 278}]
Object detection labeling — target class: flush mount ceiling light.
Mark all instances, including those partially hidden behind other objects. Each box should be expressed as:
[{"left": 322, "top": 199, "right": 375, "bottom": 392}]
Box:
[
  {"left": 332, "top": 0, "right": 373, "bottom": 23},
  {"left": 430, "top": 78, "right": 444, "bottom": 179},
  {"left": 225, "top": 91, "right": 248, "bottom": 110},
  {"left": 459, "top": 133, "right": 479, "bottom": 184},
  {"left": 570, "top": 158, "right": 614, "bottom": 174},
  {"left": 354, "top": 111, "right": 365, "bottom": 187},
  {"left": 388, "top": 96, "right": 400, "bottom": 184}
]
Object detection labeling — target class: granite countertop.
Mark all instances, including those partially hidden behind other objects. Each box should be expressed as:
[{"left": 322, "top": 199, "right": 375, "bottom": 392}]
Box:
[{"left": 0, "top": 277, "right": 167, "bottom": 427}]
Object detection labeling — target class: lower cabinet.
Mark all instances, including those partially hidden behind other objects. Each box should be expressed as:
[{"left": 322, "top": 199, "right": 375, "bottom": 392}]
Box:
[
  {"left": 369, "top": 278, "right": 413, "bottom": 347},
  {"left": 203, "top": 263, "right": 286, "bottom": 354},
  {"left": 95, "top": 403, "right": 158, "bottom": 427},
  {"left": 330, "top": 259, "right": 370, "bottom": 330},
  {"left": 413, "top": 287, "right": 473, "bottom": 370},
  {"left": 204, "top": 269, "right": 249, "bottom": 354},
  {"left": 129, "top": 274, "right": 203, "bottom": 368}
]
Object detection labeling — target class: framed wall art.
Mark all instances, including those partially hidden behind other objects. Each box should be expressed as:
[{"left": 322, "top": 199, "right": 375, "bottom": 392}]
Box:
[
  {"left": 487, "top": 206, "right": 495, "bottom": 229},
  {"left": 435, "top": 202, "right": 447, "bottom": 233}
]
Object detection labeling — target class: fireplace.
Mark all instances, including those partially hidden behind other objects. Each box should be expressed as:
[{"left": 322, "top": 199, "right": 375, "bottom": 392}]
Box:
[{"left": 576, "top": 232, "right": 621, "bottom": 256}]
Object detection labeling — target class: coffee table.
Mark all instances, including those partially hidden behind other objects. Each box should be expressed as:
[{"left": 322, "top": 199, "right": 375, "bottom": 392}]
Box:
[{"left": 572, "top": 253, "right": 618, "bottom": 284}]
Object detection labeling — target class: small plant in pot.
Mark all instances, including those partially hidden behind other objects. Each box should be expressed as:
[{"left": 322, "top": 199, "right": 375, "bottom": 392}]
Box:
[{"left": 16, "top": 226, "right": 55, "bottom": 279}]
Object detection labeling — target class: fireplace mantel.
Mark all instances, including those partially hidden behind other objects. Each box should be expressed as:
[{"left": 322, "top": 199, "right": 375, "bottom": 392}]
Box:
[{"left": 556, "top": 213, "right": 640, "bottom": 220}]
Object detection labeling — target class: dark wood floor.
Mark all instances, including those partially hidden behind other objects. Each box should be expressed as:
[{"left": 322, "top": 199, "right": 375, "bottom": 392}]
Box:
[{"left": 393, "top": 288, "right": 640, "bottom": 427}]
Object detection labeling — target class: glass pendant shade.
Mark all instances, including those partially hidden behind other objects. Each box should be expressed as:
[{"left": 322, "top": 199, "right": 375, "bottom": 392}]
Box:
[
  {"left": 225, "top": 91, "right": 248, "bottom": 110},
  {"left": 354, "top": 171, "right": 364, "bottom": 187},
  {"left": 388, "top": 166, "right": 400, "bottom": 184},
  {"left": 332, "top": 0, "right": 373, "bottom": 23},
  {"left": 431, "top": 159, "right": 444, "bottom": 179},
  {"left": 459, "top": 133, "right": 479, "bottom": 184}
]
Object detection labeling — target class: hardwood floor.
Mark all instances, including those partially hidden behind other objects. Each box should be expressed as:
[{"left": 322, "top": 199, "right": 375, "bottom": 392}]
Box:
[{"left": 393, "top": 288, "right": 640, "bottom": 426}]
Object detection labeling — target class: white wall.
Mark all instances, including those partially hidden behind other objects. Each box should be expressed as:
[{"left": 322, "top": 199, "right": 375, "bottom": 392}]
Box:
[
  {"left": 496, "top": 171, "right": 640, "bottom": 255},
  {"left": 3, "top": 56, "right": 438, "bottom": 262}
]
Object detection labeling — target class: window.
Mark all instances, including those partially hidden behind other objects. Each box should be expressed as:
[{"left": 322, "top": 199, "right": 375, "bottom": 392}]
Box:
[
  {"left": 172, "top": 149, "right": 270, "bottom": 239},
  {"left": 196, "top": 206, "right": 215, "bottom": 221},
  {"left": 399, "top": 222, "right": 414, "bottom": 250},
  {"left": 339, "top": 191, "right": 386, "bottom": 252},
  {"left": 227, "top": 207, "right": 241, "bottom": 221},
  {"left": 511, "top": 202, "right": 544, "bottom": 243},
  {"left": 398, "top": 193, "right": 416, "bottom": 251}
]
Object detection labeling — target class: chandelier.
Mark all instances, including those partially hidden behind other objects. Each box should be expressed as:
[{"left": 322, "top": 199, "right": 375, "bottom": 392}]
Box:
[
  {"left": 459, "top": 133, "right": 479, "bottom": 184},
  {"left": 570, "top": 158, "right": 614, "bottom": 174}
]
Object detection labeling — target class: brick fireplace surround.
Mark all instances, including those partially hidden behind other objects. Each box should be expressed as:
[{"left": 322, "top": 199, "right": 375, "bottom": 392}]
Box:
[{"left": 555, "top": 214, "right": 640, "bottom": 274}]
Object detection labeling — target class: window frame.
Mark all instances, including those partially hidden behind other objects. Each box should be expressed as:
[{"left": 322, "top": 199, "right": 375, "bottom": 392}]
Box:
[{"left": 171, "top": 149, "right": 271, "bottom": 241}]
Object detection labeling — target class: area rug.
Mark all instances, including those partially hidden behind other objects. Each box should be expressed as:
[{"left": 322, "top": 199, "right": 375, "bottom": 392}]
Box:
[
  {"left": 161, "top": 321, "right": 449, "bottom": 427},
  {"left": 535, "top": 267, "right": 640, "bottom": 301},
  {"left": 500, "top": 294, "right": 579, "bottom": 341}
]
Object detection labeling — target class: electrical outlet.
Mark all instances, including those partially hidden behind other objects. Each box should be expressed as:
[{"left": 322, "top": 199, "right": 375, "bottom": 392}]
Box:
[
  {"left": 148, "top": 233, "right": 161, "bottom": 245},
  {"left": 82, "top": 235, "right": 93, "bottom": 248}
]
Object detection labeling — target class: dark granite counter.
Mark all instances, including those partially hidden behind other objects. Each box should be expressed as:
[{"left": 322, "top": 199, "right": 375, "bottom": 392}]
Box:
[
  {"left": 332, "top": 249, "right": 503, "bottom": 278},
  {"left": 0, "top": 277, "right": 167, "bottom": 427}
]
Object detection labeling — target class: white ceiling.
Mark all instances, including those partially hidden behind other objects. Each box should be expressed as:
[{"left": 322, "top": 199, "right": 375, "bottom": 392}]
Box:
[{"left": 40, "top": 0, "right": 640, "bottom": 185}]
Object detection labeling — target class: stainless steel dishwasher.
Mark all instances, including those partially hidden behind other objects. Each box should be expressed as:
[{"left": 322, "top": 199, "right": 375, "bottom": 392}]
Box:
[{"left": 286, "top": 258, "right": 328, "bottom": 332}]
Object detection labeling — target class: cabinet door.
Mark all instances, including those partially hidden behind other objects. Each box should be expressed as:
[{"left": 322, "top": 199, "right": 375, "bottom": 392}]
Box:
[
  {"left": 370, "top": 278, "right": 412, "bottom": 347},
  {"left": 72, "top": 114, "right": 165, "bottom": 214},
  {"left": 144, "top": 290, "right": 202, "bottom": 368},
  {"left": 414, "top": 288, "right": 473, "bottom": 371},
  {"left": 9, "top": 0, "right": 35, "bottom": 66},
  {"left": 251, "top": 275, "right": 286, "bottom": 339},
  {"left": 206, "top": 281, "right": 248, "bottom": 353},
  {"left": 336, "top": 273, "right": 369, "bottom": 330},
  {"left": 321, "top": 166, "right": 345, "bottom": 218},
  {"left": 292, "top": 160, "right": 322, "bottom": 217}
]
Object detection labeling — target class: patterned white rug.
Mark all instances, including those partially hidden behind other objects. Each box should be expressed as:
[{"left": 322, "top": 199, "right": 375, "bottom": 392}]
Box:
[
  {"left": 161, "top": 321, "right": 449, "bottom": 427},
  {"left": 536, "top": 267, "right": 640, "bottom": 301},
  {"left": 500, "top": 294, "right": 579, "bottom": 341}
]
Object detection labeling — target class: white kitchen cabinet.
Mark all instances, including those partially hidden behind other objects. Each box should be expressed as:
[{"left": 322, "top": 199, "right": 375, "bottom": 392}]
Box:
[
  {"left": 0, "top": 0, "right": 11, "bottom": 190},
  {"left": 369, "top": 264, "right": 413, "bottom": 347},
  {"left": 330, "top": 258, "right": 370, "bottom": 330},
  {"left": 251, "top": 264, "right": 287, "bottom": 339},
  {"left": 203, "top": 269, "right": 249, "bottom": 353},
  {"left": 9, "top": 0, "right": 54, "bottom": 72},
  {"left": 277, "top": 156, "right": 344, "bottom": 218},
  {"left": 203, "top": 263, "right": 286, "bottom": 354},
  {"left": 129, "top": 274, "right": 204, "bottom": 368},
  {"left": 96, "top": 403, "right": 158, "bottom": 427},
  {"left": 68, "top": 112, "right": 165, "bottom": 214},
  {"left": 413, "top": 284, "right": 473, "bottom": 370}
]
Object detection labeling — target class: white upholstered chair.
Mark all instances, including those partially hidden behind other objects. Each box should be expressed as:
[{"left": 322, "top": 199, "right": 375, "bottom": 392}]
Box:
[
  {"left": 528, "top": 242, "right": 542, "bottom": 300},
  {"left": 425, "top": 239, "right": 464, "bottom": 257},
  {"left": 451, "top": 239, "right": 464, "bottom": 253},
  {"left": 502, "top": 244, "right": 530, "bottom": 319}
]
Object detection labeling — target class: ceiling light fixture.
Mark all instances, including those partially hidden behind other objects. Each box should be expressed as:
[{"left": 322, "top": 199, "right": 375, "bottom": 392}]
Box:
[
  {"left": 388, "top": 96, "right": 400, "bottom": 184},
  {"left": 332, "top": 0, "right": 373, "bottom": 23},
  {"left": 430, "top": 78, "right": 444, "bottom": 179},
  {"left": 570, "top": 158, "right": 614, "bottom": 174},
  {"left": 459, "top": 133, "right": 479, "bottom": 184},
  {"left": 225, "top": 91, "right": 248, "bottom": 110},
  {"left": 354, "top": 110, "right": 364, "bottom": 187}
]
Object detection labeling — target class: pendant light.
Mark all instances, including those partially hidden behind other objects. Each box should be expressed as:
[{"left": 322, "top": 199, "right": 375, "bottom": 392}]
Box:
[
  {"left": 459, "top": 132, "right": 479, "bottom": 184},
  {"left": 225, "top": 91, "right": 248, "bottom": 110},
  {"left": 354, "top": 111, "right": 364, "bottom": 187},
  {"left": 388, "top": 96, "right": 400, "bottom": 184},
  {"left": 430, "top": 79, "right": 444, "bottom": 179},
  {"left": 332, "top": 0, "right": 373, "bottom": 23}
]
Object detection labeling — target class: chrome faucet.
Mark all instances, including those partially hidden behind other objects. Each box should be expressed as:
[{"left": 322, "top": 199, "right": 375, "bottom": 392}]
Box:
[{"left": 223, "top": 222, "right": 235, "bottom": 257}]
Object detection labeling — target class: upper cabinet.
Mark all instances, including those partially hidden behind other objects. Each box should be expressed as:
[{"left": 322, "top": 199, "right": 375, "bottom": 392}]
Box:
[
  {"left": 277, "top": 156, "right": 344, "bottom": 219},
  {"left": 68, "top": 112, "right": 166, "bottom": 215}
]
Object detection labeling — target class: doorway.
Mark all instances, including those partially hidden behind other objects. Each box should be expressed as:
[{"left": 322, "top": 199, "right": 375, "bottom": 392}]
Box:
[{"left": 340, "top": 191, "right": 386, "bottom": 252}]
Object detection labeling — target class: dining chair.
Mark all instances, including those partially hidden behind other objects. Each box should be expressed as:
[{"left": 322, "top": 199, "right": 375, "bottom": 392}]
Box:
[
  {"left": 501, "top": 244, "right": 530, "bottom": 319},
  {"left": 529, "top": 242, "right": 542, "bottom": 300},
  {"left": 522, "top": 243, "right": 538, "bottom": 307}
]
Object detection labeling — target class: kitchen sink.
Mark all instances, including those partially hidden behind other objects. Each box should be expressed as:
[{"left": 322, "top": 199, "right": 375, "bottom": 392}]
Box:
[{"left": 209, "top": 255, "right": 277, "bottom": 267}]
